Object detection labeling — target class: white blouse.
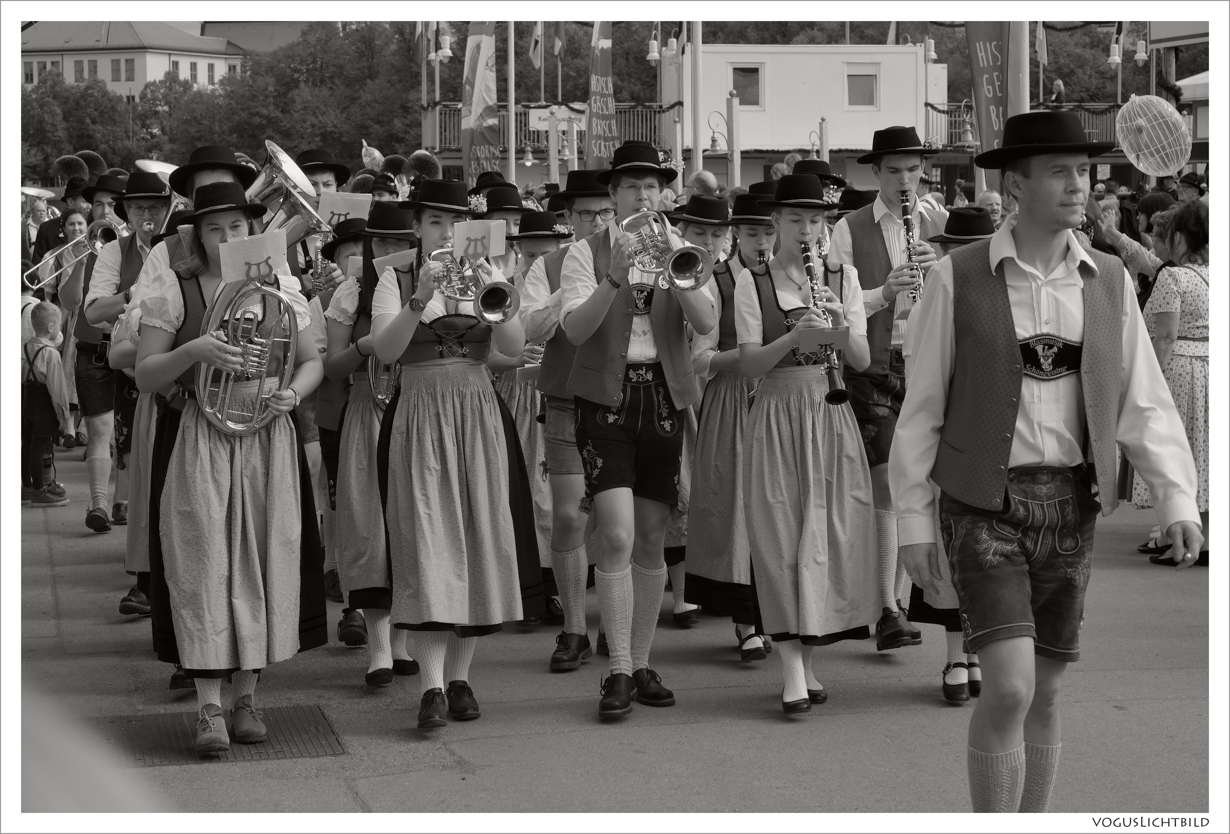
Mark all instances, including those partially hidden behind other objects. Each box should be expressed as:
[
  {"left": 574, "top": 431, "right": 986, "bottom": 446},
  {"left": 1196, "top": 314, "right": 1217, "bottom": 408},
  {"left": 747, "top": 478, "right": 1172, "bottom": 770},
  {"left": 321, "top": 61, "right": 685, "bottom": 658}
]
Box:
[
  {"left": 371, "top": 263, "right": 512, "bottom": 324},
  {"left": 138, "top": 259, "right": 312, "bottom": 336},
  {"left": 732, "top": 261, "right": 866, "bottom": 346}
]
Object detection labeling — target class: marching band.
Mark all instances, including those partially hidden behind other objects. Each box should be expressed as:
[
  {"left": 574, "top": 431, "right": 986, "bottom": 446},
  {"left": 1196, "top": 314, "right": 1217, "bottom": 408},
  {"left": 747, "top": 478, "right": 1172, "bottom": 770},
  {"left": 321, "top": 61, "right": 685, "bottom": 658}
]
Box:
[{"left": 19, "top": 112, "right": 1204, "bottom": 814}]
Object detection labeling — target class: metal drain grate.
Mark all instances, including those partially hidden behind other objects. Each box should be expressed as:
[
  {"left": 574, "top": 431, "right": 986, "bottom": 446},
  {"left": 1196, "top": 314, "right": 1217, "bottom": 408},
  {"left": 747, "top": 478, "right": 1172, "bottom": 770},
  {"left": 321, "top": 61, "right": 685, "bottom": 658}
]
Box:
[{"left": 89, "top": 705, "right": 346, "bottom": 767}]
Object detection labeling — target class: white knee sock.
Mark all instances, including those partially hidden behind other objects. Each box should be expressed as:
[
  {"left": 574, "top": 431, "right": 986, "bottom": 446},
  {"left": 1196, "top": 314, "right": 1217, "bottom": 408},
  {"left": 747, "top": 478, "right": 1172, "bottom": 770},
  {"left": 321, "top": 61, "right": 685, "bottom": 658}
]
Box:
[
  {"left": 776, "top": 638, "right": 808, "bottom": 703},
  {"left": 894, "top": 560, "right": 911, "bottom": 608},
  {"left": 364, "top": 609, "right": 393, "bottom": 673},
  {"left": 876, "top": 509, "right": 900, "bottom": 611},
  {"left": 85, "top": 455, "right": 111, "bottom": 511},
  {"left": 595, "top": 567, "right": 634, "bottom": 677},
  {"left": 230, "top": 670, "right": 258, "bottom": 706},
  {"left": 195, "top": 677, "right": 222, "bottom": 710},
  {"left": 968, "top": 745, "right": 1026, "bottom": 813},
  {"left": 945, "top": 632, "right": 968, "bottom": 684},
  {"left": 967, "top": 651, "right": 981, "bottom": 682},
  {"left": 444, "top": 634, "right": 477, "bottom": 683},
  {"left": 801, "top": 644, "right": 822, "bottom": 690},
  {"left": 666, "top": 562, "right": 697, "bottom": 614},
  {"left": 408, "top": 631, "right": 448, "bottom": 694},
  {"left": 550, "top": 546, "right": 588, "bottom": 636},
  {"left": 391, "top": 625, "right": 413, "bottom": 662},
  {"left": 630, "top": 562, "right": 666, "bottom": 671},
  {"left": 1019, "top": 742, "right": 1062, "bottom": 813}
]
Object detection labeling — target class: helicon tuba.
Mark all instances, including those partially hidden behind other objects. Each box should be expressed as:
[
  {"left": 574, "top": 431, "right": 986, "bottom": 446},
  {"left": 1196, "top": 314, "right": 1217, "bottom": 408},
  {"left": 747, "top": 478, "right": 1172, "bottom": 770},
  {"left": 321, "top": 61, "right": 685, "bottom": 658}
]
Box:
[
  {"left": 367, "top": 355, "right": 400, "bottom": 408},
  {"left": 429, "top": 248, "right": 521, "bottom": 325},
  {"left": 617, "top": 210, "right": 713, "bottom": 292},
  {"left": 246, "top": 140, "right": 331, "bottom": 249},
  {"left": 195, "top": 254, "right": 299, "bottom": 436}
]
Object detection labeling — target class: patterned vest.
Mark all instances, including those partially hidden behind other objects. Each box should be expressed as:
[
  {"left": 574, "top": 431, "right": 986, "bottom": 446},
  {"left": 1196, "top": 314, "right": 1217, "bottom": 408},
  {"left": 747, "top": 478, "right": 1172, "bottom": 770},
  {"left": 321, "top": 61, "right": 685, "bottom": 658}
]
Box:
[
  {"left": 314, "top": 286, "right": 350, "bottom": 431},
  {"left": 845, "top": 202, "right": 946, "bottom": 374},
  {"left": 75, "top": 234, "right": 143, "bottom": 345},
  {"left": 536, "top": 244, "right": 578, "bottom": 399},
  {"left": 566, "top": 228, "right": 700, "bottom": 409},
  {"left": 932, "top": 237, "right": 1124, "bottom": 514}
]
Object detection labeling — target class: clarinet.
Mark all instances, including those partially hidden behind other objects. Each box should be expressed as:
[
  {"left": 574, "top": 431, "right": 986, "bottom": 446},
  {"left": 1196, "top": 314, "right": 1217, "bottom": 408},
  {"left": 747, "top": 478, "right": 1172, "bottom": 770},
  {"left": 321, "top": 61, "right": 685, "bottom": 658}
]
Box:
[
  {"left": 901, "top": 192, "right": 922, "bottom": 303},
  {"left": 799, "top": 241, "right": 849, "bottom": 405}
]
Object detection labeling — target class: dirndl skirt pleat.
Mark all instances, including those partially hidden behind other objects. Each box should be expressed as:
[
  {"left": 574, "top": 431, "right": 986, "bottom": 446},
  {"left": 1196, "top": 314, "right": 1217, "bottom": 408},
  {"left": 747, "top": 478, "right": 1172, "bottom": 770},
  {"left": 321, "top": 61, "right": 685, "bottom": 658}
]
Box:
[
  {"left": 1132, "top": 353, "right": 1209, "bottom": 512},
  {"left": 744, "top": 366, "right": 879, "bottom": 644},
  {"left": 124, "top": 391, "right": 157, "bottom": 575},
  {"left": 494, "top": 372, "right": 553, "bottom": 568},
  {"left": 148, "top": 398, "right": 327, "bottom": 677},
  {"left": 334, "top": 378, "right": 391, "bottom": 608},
  {"left": 377, "top": 362, "right": 525, "bottom": 635},
  {"left": 664, "top": 404, "right": 699, "bottom": 549}
]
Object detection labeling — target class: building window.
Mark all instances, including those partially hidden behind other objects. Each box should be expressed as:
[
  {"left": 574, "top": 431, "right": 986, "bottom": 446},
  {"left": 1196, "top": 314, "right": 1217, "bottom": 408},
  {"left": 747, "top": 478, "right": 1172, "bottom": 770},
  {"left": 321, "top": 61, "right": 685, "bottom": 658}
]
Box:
[
  {"left": 37, "top": 60, "right": 47, "bottom": 80},
  {"left": 844, "top": 62, "right": 879, "bottom": 109},
  {"left": 88, "top": 59, "right": 98, "bottom": 80},
  {"left": 50, "top": 60, "right": 60, "bottom": 74},
  {"left": 208, "top": 63, "right": 215, "bottom": 85},
  {"left": 75, "top": 60, "right": 85, "bottom": 82},
  {"left": 125, "top": 58, "right": 135, "bottom": 82},
  {"left": 24, "top": 62, "right": 33, "bottom": 84},
  {"left": 228, "top": 63, "right": 238, "bottom": 76},
  {"left": 190, "top": 62, "right": 197, "bottom": 84},
  {"left": 731, "top": 65, "right": 763, "bottom": 108},
  {"left": 171, "top": 60, "right": 179, "bottom": 79},
  {"left": 112, "top": 58, "right": 121, "bottom": 81}
]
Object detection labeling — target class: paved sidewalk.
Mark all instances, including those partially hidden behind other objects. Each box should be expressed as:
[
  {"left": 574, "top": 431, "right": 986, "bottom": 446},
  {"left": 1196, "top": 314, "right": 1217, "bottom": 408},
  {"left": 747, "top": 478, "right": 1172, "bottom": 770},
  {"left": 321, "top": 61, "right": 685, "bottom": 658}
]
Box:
[{"left": 21, "top": 451, "right": 1209, "bottom": 813}]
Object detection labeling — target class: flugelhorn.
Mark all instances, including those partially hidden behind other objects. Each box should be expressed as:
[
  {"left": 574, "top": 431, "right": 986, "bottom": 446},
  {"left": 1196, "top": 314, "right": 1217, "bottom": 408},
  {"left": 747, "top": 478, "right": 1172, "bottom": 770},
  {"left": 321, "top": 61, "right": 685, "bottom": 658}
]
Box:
[
  {"left": 246, "top": 140, "right": 331, "bottom": 249},
  {"left": 618, "top": 210, "right": 713, "bottom": 292},
  {"left": 368, "top": 355, "right": 400, "bottom": 407},
  {"left": 22, "top": 220, "right": 119, "bottom": 290},
  {"left": 428, "top": 248, "right": 521, "bottom": 325},
  {"left": 195, "top": 253, "right": 298, "bottom": 436}
]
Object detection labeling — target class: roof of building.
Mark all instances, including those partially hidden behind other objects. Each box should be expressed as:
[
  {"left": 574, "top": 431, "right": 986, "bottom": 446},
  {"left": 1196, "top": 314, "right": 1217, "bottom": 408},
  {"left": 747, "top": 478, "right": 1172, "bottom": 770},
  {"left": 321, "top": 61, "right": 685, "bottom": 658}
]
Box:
[
  {"left": 200, "top": 22, "right": 315, "bottom": 53},
  {"left": 21, "top": 21, "right": 243, "bottom": 56}
]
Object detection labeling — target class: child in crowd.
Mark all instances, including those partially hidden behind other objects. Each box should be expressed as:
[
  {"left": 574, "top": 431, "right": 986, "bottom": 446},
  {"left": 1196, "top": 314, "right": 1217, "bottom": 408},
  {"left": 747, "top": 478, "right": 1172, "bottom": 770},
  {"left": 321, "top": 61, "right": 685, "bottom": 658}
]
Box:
[{"left": 22, "top": 303, "right": 72, "bottom": 507}]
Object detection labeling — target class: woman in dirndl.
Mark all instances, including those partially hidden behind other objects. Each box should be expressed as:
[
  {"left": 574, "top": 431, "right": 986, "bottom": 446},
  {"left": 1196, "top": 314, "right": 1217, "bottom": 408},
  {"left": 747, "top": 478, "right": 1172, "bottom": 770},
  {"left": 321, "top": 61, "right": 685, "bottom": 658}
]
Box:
[
  {"left": 735, "top": 175, "right": 879, "bottom": 714},
  {"left": 371, "top": 179, "right": 530, "bottom": 730},
  {"left": 324, "top": 207, "right": 422, "bottom": 686},
  {"left": 135, "top": 181, "right": 327, "bottom": 754}
]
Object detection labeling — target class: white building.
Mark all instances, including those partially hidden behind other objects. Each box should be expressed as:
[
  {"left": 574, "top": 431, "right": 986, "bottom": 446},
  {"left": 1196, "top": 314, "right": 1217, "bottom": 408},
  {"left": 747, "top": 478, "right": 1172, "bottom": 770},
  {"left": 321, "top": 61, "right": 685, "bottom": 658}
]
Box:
[{"left": 21, "top": 21, "right": 243, "bottom": 103}]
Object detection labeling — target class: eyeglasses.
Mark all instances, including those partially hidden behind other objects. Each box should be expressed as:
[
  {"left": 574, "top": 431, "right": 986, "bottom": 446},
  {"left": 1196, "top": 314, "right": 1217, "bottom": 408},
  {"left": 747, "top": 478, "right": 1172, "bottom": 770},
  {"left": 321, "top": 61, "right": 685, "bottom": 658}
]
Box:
[
  {"left": 618, "top": 183, "right": 660, "bottom": 195},
  {"left": 126, "top": 205, "right": 167, "bottom": 216},
  {"left": 573, "top": 208, "right": 616, "bottom": 222}
]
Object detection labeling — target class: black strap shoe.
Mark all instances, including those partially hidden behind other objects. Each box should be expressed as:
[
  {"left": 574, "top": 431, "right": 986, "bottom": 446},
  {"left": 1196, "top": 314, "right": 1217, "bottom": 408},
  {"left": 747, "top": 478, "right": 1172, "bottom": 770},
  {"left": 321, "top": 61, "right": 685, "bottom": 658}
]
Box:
[
  {"left": 543, "top": 596, "right": 566, "bottom": 626},
  {"left": 942, "top": 662, "right": 971, "bottom": 703},
  {"left": 446, "top": 680, "right": 481, "bottom": 720},
  {"left": 337, "top": 608, "right": 368, "bottom": 647},
  {"left": 550, "top": 631, "right": 593, "bottom": 672},
  {"left": 393, "top": 658, "right": 420, "bottom": 675},
  {"left": 119, "top": 586, "right": 151, "bottom": 616},
  {"left": 598, "top": 673, "right": 634, "bottom": 719},
  {"left": 417, "top": 688, "right": 448, "bottom": 728},
  {"left": 875, "top": 607, "right": 914, "bottom": 651},
  {"left": 631, "top": 668, "right": 675, "bottom": 707},
  {"left": 737, "top": 627, "right": 768, "bottom": 662},
  {"left": 807, "top": 686, "right": 828, "bottom": 705},
  {"left": 782, "top": 696, "right": 811, "bottom": 715},
  {"left": 365, "top": 667, "right": 393, "bottom": 687}
]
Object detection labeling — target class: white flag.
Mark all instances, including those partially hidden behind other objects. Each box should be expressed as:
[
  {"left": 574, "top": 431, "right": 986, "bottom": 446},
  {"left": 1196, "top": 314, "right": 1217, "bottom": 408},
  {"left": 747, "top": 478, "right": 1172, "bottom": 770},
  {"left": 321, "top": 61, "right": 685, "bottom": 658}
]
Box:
[{"left": 529, "top": 21, "right": 543, "bottom": 69}]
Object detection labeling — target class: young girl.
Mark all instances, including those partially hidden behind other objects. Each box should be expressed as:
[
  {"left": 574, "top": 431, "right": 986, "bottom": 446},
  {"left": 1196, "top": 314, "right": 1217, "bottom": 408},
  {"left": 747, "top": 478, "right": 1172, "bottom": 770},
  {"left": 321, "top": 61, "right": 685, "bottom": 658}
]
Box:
[
  {"left": 735, "top": 175, "right": 878, "bottom": 713},
  {"left": 371, "top": 179, "right": 529, "bottom": 729},
  {"left": 324, "top": 207, "right": 422, "bottom": 685},
  {"left": 135, "top": 181, "right": 328, "bottom": 754},
  {"left": 686, "top": 192, "right": 777, "bottom": 659}
]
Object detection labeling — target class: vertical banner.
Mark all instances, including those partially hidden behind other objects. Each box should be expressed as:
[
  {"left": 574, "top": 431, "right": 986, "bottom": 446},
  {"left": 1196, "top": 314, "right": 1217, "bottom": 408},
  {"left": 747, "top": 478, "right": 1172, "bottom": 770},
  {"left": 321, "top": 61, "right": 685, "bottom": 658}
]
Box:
[
  {"left": 965, "top": 21, "right": 1010, "bottom": 192},
  {"left": 1004, "top": 22, "right": 1031, "bottom": 120},
  {"left": 461, "top": 21, "right": 500, "bottom": 188},
  {"left": 585, "top": 21, "right": 619, "bottom": 168}
]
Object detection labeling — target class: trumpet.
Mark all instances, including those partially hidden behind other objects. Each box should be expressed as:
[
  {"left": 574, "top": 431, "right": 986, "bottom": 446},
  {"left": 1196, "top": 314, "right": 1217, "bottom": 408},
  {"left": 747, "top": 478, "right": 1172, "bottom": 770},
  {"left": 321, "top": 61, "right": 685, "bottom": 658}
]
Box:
[
  {"left": 367, "top": 354, "right": 400, "bottom": 408},
  {"left": 195, "top": 258, "right": 298, "bottom": 436},
  {"left": 618, "top": 210, "right": 713, "bottom": 292},
  {"left": 428, "top": 248, "right": 521, "bottom": 325},
  {"left": 22, "top": 220, "right": 121, "bottom": 290},
  {"left": 799, "top": 241, "right": 849, "bottom": 405},
  {"left": 246, "top": 140, "right": 331, "bottom": 249}
]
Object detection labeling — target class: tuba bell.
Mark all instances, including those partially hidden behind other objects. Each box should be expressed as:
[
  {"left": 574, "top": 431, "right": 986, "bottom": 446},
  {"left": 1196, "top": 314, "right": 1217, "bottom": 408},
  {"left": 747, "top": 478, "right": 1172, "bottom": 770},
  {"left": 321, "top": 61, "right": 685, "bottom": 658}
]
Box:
[
  {"left": 195, "top": 254, "right": 299, "bottom": 436},
  {"left": 367, "top": 355, "right": 400, "bottom": 408},
  {"left": 429, "top": 248, "right": 521, "bottom": 325},
  {"left": 617, "top": 210, "right": 714, "bottom": 292},
  {"left": 246, "top": 140, "right": 331, "bottom": 249}
]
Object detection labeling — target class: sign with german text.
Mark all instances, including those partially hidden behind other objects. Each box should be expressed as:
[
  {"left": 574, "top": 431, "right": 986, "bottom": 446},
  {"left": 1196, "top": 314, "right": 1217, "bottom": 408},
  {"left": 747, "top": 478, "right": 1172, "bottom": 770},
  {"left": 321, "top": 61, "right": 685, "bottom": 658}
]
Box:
[
  {"left": 966, "top": 21, "right": 1009, "bottom": 191},
  {"left": 585, "top": 21, "right": 619, "bottom": 169},
  {"left": 461, "top": 21, "right": 501, "bottom": 188}
]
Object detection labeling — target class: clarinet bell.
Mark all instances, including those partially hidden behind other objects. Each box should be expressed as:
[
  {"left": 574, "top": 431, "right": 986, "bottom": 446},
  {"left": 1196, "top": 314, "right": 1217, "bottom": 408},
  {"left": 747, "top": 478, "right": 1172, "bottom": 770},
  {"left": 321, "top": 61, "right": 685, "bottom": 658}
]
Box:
[{"left": 824, "top": 366, "right": 849, "bottom": 405}]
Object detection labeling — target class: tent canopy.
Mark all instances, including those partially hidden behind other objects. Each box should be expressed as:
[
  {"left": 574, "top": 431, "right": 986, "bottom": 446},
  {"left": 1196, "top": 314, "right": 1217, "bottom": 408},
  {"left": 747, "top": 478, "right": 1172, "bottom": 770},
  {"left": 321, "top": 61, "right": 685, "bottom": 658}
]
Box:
[{"left": 1177, "top": 71, "right": 1208, "bottom": 101}]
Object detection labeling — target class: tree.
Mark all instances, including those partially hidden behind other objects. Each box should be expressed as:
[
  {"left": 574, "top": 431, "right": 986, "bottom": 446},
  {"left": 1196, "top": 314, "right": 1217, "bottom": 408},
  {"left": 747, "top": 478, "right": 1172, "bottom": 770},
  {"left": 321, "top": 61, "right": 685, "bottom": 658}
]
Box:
[{"left": 21, "top": 81, "right": 70, "bottom": 182}]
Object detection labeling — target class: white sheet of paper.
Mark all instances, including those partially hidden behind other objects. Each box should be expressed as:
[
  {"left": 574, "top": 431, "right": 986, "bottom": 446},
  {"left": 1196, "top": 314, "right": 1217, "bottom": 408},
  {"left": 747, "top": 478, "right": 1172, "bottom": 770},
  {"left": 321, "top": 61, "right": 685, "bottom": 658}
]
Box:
[
  {"left": 219, "top": 229, "right": 288, "bottom": 284},
  {"left": 373, "top": 249, "right": 416, "bottom": 275},
  {"left": 346, "top": 255, "right": 363, "bottom": 279},
  {"left": 318, "top": 192, "right": 373, "bottom": 226},
  {"left": 797, "top": 324, "right": 850, "bottom": 353},
  {"left": 453, "top": 219, "right": 505, "bottom": 262}
]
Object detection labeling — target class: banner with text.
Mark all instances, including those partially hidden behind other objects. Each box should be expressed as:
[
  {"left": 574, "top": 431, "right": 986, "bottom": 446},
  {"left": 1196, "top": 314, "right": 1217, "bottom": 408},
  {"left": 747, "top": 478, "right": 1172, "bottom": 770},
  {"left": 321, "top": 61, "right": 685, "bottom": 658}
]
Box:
[
  {"left": 585, "top": 21, "right": 619, "bottom": 168},
  {"left": 966, "top": 21, "right": 1009, "bottom": 192},
  {"left": 461, "top": 21, "right": 500, "bottom": 188}
]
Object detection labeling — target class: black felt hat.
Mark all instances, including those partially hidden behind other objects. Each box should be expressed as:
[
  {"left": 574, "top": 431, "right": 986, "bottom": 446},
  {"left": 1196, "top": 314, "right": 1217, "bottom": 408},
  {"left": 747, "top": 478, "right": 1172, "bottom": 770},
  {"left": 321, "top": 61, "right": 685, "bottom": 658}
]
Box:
[
  {"left": 479, "top": 186, "right": 527, "bottom": 217},
  {"left": 371, "top": 173, "right": 399, "bottom": 196},
  {"left": 595, "top": 141, "right": 678, "bottom": 186},
  {"left": 468, "top": 170, "right": 510, "bottom": 196},
  {"left": 555, "top": 169, "right": 610, "bottom": 199},
  {"left": 792, "top": 159, "right": 847, "bottom": 187},
  {"left": 321, "top": 217, "right": 369, "bottom": 260},
  {"left": 856, "top": 126, "right": 940, "bottom": 165},
  {"left": 974, "top": 111, "right": 1115, "bottom": 169},
  {"left": 835, "top": 188, "right": 878, "bottom": 217},
  {"left": 81, "top": 174, "right": 128, "bottom": 205},
  {"left": 168, "top": 145, "right": 259, "bottom": 198},
  {"left": 757, "top": 174, "right": 839, "bottom": 211},
  {"left": 506, "top": 211, "right": 572, "bottom": 240},
  {"left": 295, "top": 148, "right": 351, "bottom": 186},
  {"left": 667, "top": 195, "right": 731, "bottom": 226},
  {"left": 728, "top": 193, "right": 774, "bottom": 225},
  {"left": 927, "top": 206, "right": 997, "bottom": 244},
  {"left": 60, "top": 176, "right": 90, "bottom": 200},
  {"left": 361, "top": 201, "right": 419, "bottom": 241},
  {"left": 747, "top": 181, "right": 777, "bottom": 197},
  {"left": 399, "top": 179, "right": 475, "bottom": 216},
  {"left": 181, "top": 181, "right": 267, "bottom": 224},
  {"left": 113, "top": 172, "right": 172, "bottom": 222}
]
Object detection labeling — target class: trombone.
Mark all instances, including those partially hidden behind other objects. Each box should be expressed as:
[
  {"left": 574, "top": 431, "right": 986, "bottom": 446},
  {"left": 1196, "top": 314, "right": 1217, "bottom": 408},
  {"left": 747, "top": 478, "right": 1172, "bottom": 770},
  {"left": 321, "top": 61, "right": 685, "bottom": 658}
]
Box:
[
  {"left": 23, "top": 220, "right": 122, "bottom": 291},
  {"left": 617, "top": 210, "right": 714, "bottom": 292}
]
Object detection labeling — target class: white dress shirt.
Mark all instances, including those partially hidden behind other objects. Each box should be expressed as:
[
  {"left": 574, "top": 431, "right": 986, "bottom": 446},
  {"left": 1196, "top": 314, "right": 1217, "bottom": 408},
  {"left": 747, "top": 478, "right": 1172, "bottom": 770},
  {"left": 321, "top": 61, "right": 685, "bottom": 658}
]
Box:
[
  {"left": 519, "top": 248, "right": 566, "bottom": 343},
  {"left": 890, "top": 216, "right": 1200, "bottom": 546},
  {"left": 84, "top": 235, "right": 152, "bottom": 311}
]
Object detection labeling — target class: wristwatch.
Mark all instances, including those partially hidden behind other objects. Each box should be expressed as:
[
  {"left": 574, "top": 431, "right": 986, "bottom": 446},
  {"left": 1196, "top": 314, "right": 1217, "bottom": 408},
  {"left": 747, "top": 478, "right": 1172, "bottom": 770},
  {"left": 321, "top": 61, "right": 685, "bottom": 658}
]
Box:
[
  {"left": 408, "top": 296, "right": 426, "bottom": 312},
  {"left": 604, "top": 274, "right": 623, "bottom": 290},
  {"left": 289, "top": 386, "right": 302, "bottom": 409}
]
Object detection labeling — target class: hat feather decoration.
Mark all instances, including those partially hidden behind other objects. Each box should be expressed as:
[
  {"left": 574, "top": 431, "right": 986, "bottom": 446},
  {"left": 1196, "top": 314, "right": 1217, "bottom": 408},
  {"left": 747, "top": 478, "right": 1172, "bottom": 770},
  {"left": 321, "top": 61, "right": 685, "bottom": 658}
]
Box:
[
  {"left": 408, "top": 150, "right": 441, "bottom": 181},
  {"left": 380, "top": 154, "right": 408, "bottom": 177},
  {"left": 52, "top": 155, "right": 90, "bottom": 182}
]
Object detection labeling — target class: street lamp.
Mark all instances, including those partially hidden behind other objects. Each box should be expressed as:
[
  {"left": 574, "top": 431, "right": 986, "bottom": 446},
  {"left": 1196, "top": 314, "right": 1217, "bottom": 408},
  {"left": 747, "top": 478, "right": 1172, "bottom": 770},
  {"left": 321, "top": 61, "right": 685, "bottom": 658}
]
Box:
[
  {"left": 1134, "top": 39, "right": 1148, "bottom": 67},
  {"left": 706, "top": 112, "right": 727, "bottom": 155},
  {"left": 438, "top": 32, "right": 452, "bottom": 64},
  {"left": 522, "top": 147, "right": 535, "bottom": 167},
  {"left": 926, "top": 38, "right": 937, "bottom": 62},
  {"left": 662, "top": 29, "right": 678, "bottom": 61},
  {"left": 1107, "top": 42, "right": 1121, "bottom": 67},
  {"left": 957, "top": 99, "right": 978, "bottom": 153}
]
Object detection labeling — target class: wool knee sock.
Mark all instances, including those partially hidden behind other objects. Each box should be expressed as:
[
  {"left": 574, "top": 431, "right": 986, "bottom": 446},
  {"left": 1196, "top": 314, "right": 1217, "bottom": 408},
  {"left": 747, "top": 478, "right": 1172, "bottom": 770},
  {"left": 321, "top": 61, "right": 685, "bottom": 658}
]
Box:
[
  {"left": 444, "top": 634, "right": 477, "bottom": 683},
  {"left": 968, "top": 745, "right": 1026, "bottom": 813},
  {"left": 550, "top": 546, "right": 589, "bottom": 636},
  {"left": 945, "top": 631, "right": 968, "bottom": 684},
  {"left": 85, "top": 455, "right": 111, "bottom": 511},
  {"left": 364, "top": 609, "right": 393, "bottom": 673},
  {"left": 801, "top": 643, "right": 822, "bottom": 690},
  {"left": 408, "top": 630, "right": 448, "bottom": 694},
  {"left": 230, "top": 669, "right": 258, "bottom": 706},
  {"left": 595, "top": 566, "right": 634, "bottom": 677},
  {"left": 391, "top": 625, "right": 413, "bottom": 662},
  {"left": 894, "top": 559, "right": 911, "bottom": 608},
  {"left": 776, "top": 639, "right": 808, "bottom": 703},
  {"left": 195, "top": 677, "right": 222, "bottom": 710},
  {"left": 666, "top": 562, "right": 696, "bottom": 614},
  {"left": 1018, "top": 742, "right": 1062, "bottom": 813},
  {"left": 630, "top": 561, "right": 666, "bottom": 671},
  {"left": 875, "top": 509, "right": 900, "bottom": 611}
]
